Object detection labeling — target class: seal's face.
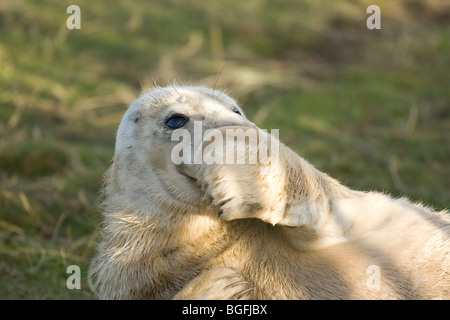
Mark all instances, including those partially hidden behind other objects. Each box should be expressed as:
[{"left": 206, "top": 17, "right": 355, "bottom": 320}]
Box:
[{"left": 112, "top": 86, "right": 255, "bottom": 212}]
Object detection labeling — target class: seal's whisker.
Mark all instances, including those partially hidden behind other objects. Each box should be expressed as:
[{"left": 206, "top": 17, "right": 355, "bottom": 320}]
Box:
[{"left": 212, "top": 62, "right": 227, "bottom": 98}]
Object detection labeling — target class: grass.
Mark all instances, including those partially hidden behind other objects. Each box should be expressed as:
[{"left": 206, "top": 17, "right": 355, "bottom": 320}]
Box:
[{"left": 0, "top": 0, "right": 449, "bottom": 299}]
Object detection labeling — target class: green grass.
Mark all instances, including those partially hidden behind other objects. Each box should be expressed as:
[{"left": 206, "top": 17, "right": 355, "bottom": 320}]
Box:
[{"left": 0, "top": 0, "right": 449, "bottom": 299}]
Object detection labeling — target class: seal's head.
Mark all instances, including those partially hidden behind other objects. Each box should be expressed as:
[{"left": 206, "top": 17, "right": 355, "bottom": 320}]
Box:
[{"left": 105, "top": 85, "right": 254, "bottom": 215}]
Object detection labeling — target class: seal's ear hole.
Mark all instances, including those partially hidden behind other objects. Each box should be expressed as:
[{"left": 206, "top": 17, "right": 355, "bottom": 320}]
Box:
[{"left": 164, "top": 113, "right": 189, "bottom": 129}]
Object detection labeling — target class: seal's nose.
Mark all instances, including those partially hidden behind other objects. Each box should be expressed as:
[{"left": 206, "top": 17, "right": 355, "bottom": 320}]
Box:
[
  {"left": 203, "top": 118, "right": 258, "bottom": 132},
  {"left": 201, "top": 107, "right": 256, "bottom": 130}
]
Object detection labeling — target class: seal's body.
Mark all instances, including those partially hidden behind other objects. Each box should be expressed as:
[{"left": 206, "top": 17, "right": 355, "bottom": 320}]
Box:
[{"left": 89, "top": 86, "right": 449, "bottom": 299}]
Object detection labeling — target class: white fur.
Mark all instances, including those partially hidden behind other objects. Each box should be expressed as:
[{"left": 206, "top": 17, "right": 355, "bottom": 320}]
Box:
[{"left": 89, "top": 85, "right": 450, "bottom": 300}]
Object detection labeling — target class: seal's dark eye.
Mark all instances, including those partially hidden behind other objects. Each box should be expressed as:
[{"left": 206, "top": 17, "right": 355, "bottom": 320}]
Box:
[
  {"left": 164, "top": 114, "right": 189, "bottom": 129},
  {"left": 233, "top": 108, "right": 242, "bottom": 115}
]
